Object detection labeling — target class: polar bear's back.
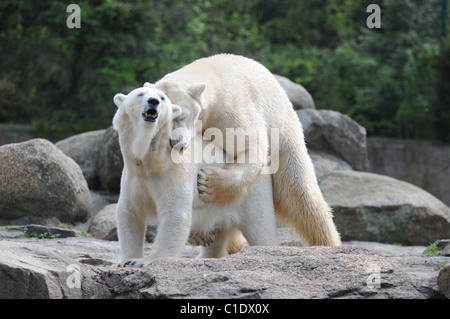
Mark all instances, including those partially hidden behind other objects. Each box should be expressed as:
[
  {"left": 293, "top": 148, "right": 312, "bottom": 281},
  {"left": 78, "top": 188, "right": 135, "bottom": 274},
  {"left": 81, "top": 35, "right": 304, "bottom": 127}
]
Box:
[{"left": 168, "top": 54, "right": 294, "bottom": 129}]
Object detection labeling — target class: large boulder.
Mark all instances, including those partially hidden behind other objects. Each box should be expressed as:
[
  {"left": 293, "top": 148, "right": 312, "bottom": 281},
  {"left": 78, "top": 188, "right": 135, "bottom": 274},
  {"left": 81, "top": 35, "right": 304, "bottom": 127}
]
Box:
[
  {"left": 273, "top": 74, "right": 315, "bottom": 109},
  {"left": 297, "top": 109, "right": 369, "bottom": 171},
  {"left": 309, "top": 149, "right": 352, "bottom": 183},
  {"left": 56, "top": 130, "right": 105, "bottom": 189},
  {"left": 0, "top": 139, "right": 91, "bottom": 225},
  {"left": 320, "top": 170, "right": 450, "bottom": 245}
]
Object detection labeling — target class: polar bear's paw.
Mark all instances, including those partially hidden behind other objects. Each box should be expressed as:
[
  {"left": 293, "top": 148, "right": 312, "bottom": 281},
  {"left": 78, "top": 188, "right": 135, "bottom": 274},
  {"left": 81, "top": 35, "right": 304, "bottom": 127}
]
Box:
[
  {"left": 197, "top": 167, "right": 216, "bottom": 201},
  {"left": 121, "top": 256, "right": 156, "bottom": 268},
  {"left": 188, "top": 230, "right": 216, "bottom": 247},
  {"left": 197, "top": 167, "right": 245, "bottom": 205}
]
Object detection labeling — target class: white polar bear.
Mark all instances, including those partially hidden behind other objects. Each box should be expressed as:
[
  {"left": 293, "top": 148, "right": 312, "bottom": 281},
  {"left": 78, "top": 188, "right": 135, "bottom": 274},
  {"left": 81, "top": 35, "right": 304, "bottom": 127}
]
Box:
[
  {"left": 112, "top": 86, "right": 277, "bottom": 267},
  {"left": 150, "top": 54, "right": 341, "bottom": 246}
]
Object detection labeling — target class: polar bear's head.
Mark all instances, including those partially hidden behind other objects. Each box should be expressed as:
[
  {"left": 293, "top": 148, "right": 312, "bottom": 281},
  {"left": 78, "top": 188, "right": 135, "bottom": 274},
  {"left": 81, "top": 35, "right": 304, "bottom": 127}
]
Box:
[
  {"left": 144, "top": 80, "right": 207, "bottom": 151},
  {"left": 112, "top": 86, "right": 181, "bottom": 129},
  {"left": 112, "top": 86, "right": 182, "bottom": 159}
]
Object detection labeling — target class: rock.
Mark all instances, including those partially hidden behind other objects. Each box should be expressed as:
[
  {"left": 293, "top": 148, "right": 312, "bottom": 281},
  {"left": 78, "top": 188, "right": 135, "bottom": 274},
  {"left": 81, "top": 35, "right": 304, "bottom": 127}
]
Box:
[
  {"left": 0, "top": 139, "right": 91, "bottom": 225},
  {"left": 95, "top": 127, "right": 123, "bottom": 193},
  {"left": 297, "top": 109, "right": 369, "bottom": 171},
  {"left": 273, "top": 74, "right": 315, "bottom": 109},
  {"left": 438, "top": 263, "right": 450, "bottom": 299},
  {"left": 347, "top": 240, "right": 450, "bottom": 298},
  {"left": 56, "top": 130, "right": 105, "bottom": 189},
  {"left": 20, "top": 225, "right": 77, "bottom": 238},
  {"left": 88, "top": 204, "right": 117, "bottom": 240},
  {"left": 435, "top": 239, "right": 450, "bottom": 256},
  {"left": 0, "top": 239, "right": 111, "bottom": 298},
  {"left": 88, "top": 203, "right": 156, "bottom": 242},
  {"left": 138, "top": 246, "right": 423, "bottom": 299},
  {"left": 367, "top": 137, "right": 450, "bottom": 207},
  {"left": 320, "top": 170, "right": 450, "bottom": 245},
  {"left": 0, "top": 224, "right": 78, "bottom": 239},
  {"left": 309, "top": 149, "right": 352, "bottom": 183},
  {"left": 0, "top": 237, "right": 428, "bottom": 299}
]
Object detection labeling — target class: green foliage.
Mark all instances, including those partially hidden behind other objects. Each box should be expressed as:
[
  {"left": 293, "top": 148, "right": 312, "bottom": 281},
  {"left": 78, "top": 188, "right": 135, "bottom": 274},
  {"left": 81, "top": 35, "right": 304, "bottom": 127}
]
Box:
[
  {"left": 435, "top": 261, "right": 448, "bottom": 271},
  {"left": 0, "top": 0, "right": 448, "bottom": 142},
  {"left": 80, "top": 231, "right": 93, "bottom": 238},
  {"left": 431, "top": 35, "right": 450, "bottom": 143},
  {"left": 5, "top": 226, "right": 61, "bottom": 240},
  {"left": 425, "top": 243, "right": 440, "bottom": 256}
]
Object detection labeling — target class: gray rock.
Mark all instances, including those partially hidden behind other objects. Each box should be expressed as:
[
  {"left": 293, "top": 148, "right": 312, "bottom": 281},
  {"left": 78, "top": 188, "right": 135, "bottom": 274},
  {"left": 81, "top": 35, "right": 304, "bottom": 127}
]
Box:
[
  {"left": 19, "top": 224, "right": 77, "bottom": 238},
  {"left": 347, "top": 240, "right": 449, "bottom": 298},
  {"left": 95, "top": 127, "right": 123, "bottom": 193},
  {"left": 367, "top": 137, "right": 450, "bottom": 207},
  {"left": 88, "top": 203, "right": 156, "bottom": 242},
  {"left": 56, "top": 130, "right": 105, "bottom": 189},
  {"left": 273, "top": 74, "right": 315, "bottom": 109},
  {"left": 88, "top": 203, "right": 117, "bottom": 240},
  {"left": 297, "top": 109, "right": 369, "bottom": 171},
  {"left": 320, "top": 170, "right": 450, "bottom": 245},
  {"left": 0, "top": 237, "right": 427, "bottom": 299},
  {"left": 0, "top": 139, "right": 91, "bottom": 225},
  {"left": 435, "top": 239, "right": 450, "bottom": 257},
  {"left": 0, "top": 224, "right": 78, "bottom": 239},
  {"left": 438, "top": 263, "right": 450, "bottom": 299},
  {"left": 138, "top": 246, "right": 422, "bottom": 299},
  {"left": 309, "top": 149, "right": 352, "bottom": 183},
  {"left": 0, "top": 239, "right": 110, "bottom": 298}
]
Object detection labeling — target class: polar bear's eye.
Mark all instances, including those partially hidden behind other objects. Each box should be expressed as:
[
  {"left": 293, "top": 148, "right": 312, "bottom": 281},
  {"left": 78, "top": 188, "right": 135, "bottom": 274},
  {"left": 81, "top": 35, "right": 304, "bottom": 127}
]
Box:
[
  {"left": 160, "top": 96, "right": 165, "bottom": 100},
  {"left": 138, "top": 93, "right": 144, "bottom": 97}
]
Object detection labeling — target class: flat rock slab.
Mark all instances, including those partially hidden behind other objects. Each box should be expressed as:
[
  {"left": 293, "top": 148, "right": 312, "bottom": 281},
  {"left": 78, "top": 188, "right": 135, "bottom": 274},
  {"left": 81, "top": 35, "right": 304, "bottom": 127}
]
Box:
[
  {"left": 0, "top": 237, "right": 426, "bottom": 299},
  {"left": 138, "top": 246, "right": 423, "bottom": 299}
]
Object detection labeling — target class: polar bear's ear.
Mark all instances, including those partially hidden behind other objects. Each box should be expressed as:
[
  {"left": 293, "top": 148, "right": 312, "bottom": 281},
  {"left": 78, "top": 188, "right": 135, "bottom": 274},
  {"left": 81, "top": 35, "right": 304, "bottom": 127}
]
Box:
[
  {"left": 113, "top": 93, "right": 126, "bottom": 108},
  {"left": 143, "top": 82, "right": 155, "bottom": 88},
  {"left": 172, "top": 104, "right": 182, "bottom": 118},
  {"left": 189, "top": 82, "right": 206, "bottom": 100}
]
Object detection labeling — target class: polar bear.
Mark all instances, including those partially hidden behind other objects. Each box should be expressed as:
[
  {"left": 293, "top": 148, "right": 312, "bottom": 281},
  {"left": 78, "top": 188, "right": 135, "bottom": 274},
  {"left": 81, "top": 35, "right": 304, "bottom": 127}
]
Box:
[
  {"left": 113, "top": 86, "right": 277, "bottom": 267},
  {"left": 149, "top": 53, "right": 341, "bottom": 246}
]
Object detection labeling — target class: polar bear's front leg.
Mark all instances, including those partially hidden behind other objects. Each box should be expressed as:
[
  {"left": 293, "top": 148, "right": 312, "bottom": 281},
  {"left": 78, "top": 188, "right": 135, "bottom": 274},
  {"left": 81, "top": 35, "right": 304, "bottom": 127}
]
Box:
[
  {"left": 116, "top": 200, "right": 148, "bottom": 266},
  {"left": 123, "top": 197, "right": 193, "bottom": 268}
]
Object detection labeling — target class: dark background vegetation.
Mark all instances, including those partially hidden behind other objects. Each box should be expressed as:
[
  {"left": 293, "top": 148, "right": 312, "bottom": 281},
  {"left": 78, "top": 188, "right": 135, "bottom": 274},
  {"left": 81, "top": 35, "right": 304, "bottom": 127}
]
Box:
[{"left": 0, "top": 0, "right": 449, "bottom": 142}]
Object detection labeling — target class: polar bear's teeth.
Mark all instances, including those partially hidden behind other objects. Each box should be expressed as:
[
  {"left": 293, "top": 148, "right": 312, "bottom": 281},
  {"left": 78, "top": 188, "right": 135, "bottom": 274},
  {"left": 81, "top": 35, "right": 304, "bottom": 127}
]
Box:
[
  {"left": 144, "top": 111, "right": 158, "bottom": 119},
  {"left": 146, "top": 111, "right": 158, "bottom": 119}
]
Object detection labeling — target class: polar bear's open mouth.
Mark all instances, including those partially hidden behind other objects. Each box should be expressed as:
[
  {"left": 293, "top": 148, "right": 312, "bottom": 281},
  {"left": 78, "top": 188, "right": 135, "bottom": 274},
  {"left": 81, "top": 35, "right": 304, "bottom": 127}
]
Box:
[{"left": 142, "top": 109, "right": 158, "bottom": 122}]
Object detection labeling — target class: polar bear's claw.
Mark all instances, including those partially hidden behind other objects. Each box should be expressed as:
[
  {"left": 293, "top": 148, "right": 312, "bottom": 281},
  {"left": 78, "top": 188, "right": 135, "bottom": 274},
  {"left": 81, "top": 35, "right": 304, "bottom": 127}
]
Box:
[
  {"left": 188, "top": 231, "right": 216, "bottom": 247},
  {"left": 197, "top": 168, "right": 215, "bottom": 200}
]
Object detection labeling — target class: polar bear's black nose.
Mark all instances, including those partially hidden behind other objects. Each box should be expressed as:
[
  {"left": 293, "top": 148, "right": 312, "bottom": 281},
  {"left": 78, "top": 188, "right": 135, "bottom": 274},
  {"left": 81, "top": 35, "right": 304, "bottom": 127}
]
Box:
[{"left": 147, "top": 97, "right": 160, "bottom": 106}]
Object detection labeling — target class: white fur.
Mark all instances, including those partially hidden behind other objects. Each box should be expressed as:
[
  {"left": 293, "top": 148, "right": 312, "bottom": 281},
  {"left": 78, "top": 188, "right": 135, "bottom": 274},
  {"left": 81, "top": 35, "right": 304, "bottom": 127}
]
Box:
[
  {"left": 113, "top": 86, "right": 277, "bottom": 267},
  {"left": 152, "top": 54, "right": 341, "bottom": 246}
]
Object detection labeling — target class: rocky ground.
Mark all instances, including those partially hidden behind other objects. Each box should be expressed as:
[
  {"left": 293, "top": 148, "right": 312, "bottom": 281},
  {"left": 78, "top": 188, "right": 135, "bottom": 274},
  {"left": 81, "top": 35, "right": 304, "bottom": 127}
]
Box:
[{"left": 0, "top": 225, "right": 449, "bottom": 299}]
